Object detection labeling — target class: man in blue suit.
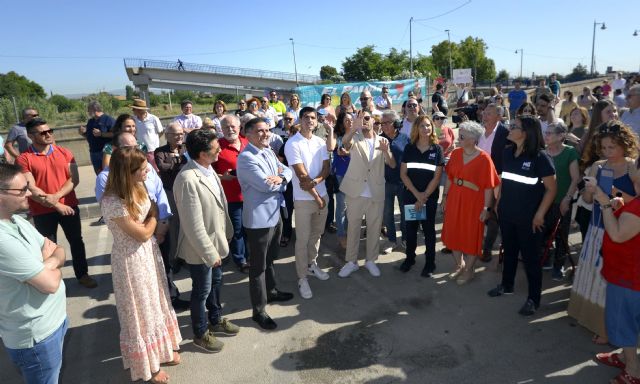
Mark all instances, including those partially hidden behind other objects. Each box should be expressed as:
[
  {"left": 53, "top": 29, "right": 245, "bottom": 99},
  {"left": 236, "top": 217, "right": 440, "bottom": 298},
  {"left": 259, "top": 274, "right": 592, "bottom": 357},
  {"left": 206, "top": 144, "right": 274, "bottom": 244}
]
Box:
[{"left": 237, "top": 117, "right": 294, "bottom": 330}]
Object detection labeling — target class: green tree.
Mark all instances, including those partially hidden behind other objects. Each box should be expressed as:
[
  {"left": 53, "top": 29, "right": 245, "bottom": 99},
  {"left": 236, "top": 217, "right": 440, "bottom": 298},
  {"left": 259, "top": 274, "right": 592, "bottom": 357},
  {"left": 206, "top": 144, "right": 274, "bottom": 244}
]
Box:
[
  {"left": 319, "top": 65, "right": 338, "bottom": 80},
  {"left": 565, "top": 63, "right": 589, "bottom": 83},
  {"left": 496, "top": 69, "right": 510, "bottom": 84},
  {"left": 49, "top": 94, "right": 77, "bottom": 113},
  {"left": 413, "top": 54, "right": 439, "bottom": 79},
  {"left": 457, "top": 37, "right": 495, "bottom": 82},
  {"left": 125, "top": 85, "right": 136, "bottom": 100},
  {"left": 0, "top": 71, "right": 46, "bottom": 99},
  {"left": 429, "top": 40, "right": 458, "bottom": 79},
  {"left": 342, "top": 45, "right": 386, "bottom": 81}
]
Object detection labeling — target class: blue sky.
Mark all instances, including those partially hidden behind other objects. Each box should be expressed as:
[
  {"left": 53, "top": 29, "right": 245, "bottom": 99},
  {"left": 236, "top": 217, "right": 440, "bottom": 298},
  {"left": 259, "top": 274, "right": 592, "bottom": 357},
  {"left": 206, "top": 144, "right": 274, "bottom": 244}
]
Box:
[{"left": 1, "top": 0, "right": 638, "bottom": 95}]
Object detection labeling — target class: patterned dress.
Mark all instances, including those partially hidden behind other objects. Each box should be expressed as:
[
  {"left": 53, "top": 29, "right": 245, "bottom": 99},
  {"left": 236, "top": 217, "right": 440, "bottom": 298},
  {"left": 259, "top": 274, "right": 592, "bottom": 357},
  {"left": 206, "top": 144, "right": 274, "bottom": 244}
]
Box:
[{"left": 101, "top": 195, "right": 182, "bottom": 382}]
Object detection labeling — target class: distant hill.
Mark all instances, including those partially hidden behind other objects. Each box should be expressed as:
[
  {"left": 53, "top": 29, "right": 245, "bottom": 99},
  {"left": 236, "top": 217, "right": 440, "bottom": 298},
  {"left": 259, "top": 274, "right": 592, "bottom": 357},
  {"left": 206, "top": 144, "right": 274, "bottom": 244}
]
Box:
[{"left": 63, "top": 89, "right": 126, "bottom": 99}]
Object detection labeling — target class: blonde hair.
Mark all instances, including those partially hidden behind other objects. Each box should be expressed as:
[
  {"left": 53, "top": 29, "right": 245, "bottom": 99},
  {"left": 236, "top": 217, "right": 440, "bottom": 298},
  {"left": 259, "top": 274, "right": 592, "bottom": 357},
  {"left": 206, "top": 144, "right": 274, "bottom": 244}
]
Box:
[
  {"left": 410, "top": 115, "right": 437, "bottom": 145},
  {"left": 104, "top": 147, "right": 149, "bottom": 219}
]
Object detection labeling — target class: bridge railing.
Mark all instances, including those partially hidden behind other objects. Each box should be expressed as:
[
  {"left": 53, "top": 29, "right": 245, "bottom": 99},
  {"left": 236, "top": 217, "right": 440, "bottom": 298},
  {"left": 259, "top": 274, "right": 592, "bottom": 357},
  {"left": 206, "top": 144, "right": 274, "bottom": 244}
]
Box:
[{"left": 123, "top": 58, "right": 320, "bottom": 84}]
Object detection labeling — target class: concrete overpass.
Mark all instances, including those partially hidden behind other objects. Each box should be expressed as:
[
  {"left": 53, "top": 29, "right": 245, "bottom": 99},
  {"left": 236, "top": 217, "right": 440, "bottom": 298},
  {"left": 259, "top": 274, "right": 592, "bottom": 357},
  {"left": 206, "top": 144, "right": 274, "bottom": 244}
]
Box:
[{"left": 123, "top": 58, "right": 320, "bottom": 98}]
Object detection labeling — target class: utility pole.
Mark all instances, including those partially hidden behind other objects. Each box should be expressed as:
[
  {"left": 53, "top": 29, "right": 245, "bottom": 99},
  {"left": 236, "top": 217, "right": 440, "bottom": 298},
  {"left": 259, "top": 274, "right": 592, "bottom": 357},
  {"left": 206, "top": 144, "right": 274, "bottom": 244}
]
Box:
[
  {"left": 445, "top": 29, "right": 452, "bottom": 80},
  {"left": 590, "top": 20, "right": 606, "bottom": 76},
  {"left": 289, "top": 38, "right": 299, "bottom": 87},
  {"left": 409, "top": 17, "right": 413, "bottom": 77}
]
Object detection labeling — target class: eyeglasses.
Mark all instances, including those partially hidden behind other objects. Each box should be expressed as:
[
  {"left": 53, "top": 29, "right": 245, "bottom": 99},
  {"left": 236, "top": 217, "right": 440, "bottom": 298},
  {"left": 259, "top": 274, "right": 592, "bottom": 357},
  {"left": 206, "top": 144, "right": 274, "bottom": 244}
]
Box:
[
  {"left": 37, "top": 129, "right": 54, "bottom": 137},
  {"left": 284, "top": 117, "right": 294, "bottom": 121},
  {"left": 407, "top": 104, "right": 419, "bottom": 108},
  {"left": 360, "top": 97, "right": 371, "bottom": 101},
  {"left": 0, "top": 182, "right": 30, "bottom": 196}
]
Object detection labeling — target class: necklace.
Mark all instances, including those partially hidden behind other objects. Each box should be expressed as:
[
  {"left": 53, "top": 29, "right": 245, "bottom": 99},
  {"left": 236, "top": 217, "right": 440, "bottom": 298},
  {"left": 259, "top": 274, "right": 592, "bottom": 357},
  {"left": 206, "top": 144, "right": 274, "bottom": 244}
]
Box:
[{"left": 463, "top": 149, "right": 477, "bottom": 156}]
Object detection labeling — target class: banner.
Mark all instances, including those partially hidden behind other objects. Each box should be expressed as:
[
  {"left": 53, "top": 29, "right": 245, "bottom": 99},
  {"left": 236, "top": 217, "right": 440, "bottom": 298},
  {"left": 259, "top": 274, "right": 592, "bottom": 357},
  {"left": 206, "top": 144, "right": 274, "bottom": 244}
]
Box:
[{"left": 295, "top": 78, "right": 426, "bottom": 108}]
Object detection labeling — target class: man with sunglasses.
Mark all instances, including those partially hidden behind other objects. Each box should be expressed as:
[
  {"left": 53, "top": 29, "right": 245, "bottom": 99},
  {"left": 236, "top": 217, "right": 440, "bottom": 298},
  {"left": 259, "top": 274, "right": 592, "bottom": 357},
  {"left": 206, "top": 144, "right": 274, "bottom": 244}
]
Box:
[
  {"left": 4, "top": 107, "right": 38, "bottom": 164},
  {"left": 0, "top": 163, "right": 69, "bottom": 384},
  {"left": 401, "top": 97, "right": 421, "bottom": 136},
  {"left": 16, "top": 118, "right": 97, "bottom": 289},
  {"left": 375, "top": 86, "right": 393, "bottom": 111},
  {"left": 259, "top": 97, "right": 279, "bottom": 128}
]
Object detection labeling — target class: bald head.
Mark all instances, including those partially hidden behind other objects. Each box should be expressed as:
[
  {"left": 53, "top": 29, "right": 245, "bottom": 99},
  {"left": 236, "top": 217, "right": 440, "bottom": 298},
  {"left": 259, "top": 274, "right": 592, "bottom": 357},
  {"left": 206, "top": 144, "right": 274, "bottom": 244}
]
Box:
[{"left": 116, "top": 132, "right": 137, "bottom": 148}]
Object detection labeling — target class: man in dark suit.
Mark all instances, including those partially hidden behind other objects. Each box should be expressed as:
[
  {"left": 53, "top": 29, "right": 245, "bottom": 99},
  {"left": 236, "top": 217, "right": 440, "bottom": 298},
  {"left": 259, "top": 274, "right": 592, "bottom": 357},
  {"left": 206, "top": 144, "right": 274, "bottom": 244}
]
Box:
[
  {"left": 237, "top": 118, "right": 294, "bottom": 330},
  {"left": 477, "top": 103, "right": 510, "bottom": 261}
]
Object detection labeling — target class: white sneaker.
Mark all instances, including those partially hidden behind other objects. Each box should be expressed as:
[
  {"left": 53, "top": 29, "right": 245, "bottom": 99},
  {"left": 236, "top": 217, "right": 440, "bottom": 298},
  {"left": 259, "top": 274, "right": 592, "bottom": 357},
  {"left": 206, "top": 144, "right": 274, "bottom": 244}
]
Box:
[
  {"left": 364, "top": 260, "right": 381, "bottom": 277},
  {"left": 380, "top": 240, "right": 394, "bottom": 254},
  {"left": 308, "top": 263, "right": 330, "bottom": 281},
  {"left": 338, "top": 262, "right": 359, "bottom": 278},
  {"left": 298, "top": 278, "right": 312, "bottom": 299}
]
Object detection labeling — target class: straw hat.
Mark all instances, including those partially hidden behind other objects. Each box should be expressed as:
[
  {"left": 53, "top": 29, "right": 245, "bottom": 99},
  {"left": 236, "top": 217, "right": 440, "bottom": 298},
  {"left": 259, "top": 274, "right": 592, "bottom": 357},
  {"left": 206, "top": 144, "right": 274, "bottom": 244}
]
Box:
[{"left": 131, "top": 99, "right": 149, "bottom": 110}]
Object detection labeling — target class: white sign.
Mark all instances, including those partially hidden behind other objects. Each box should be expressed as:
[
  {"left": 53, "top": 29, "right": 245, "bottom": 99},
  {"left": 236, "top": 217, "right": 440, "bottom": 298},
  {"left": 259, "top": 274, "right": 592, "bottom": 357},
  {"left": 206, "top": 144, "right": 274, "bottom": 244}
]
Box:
[{"left": 453, "top": 68, "right": 473, "bottom": 84}]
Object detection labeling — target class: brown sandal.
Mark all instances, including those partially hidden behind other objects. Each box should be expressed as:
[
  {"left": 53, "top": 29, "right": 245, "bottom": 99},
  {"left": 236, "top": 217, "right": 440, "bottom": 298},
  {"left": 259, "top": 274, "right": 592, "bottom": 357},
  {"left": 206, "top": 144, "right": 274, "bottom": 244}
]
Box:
[{"left": 162, "top": 351, "right": 181, "bottom": 367}]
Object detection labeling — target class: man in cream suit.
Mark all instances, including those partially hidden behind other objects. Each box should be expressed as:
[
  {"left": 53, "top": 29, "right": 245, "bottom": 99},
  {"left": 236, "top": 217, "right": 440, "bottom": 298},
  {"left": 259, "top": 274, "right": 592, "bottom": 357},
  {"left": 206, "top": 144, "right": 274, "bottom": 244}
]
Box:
[
  {"left": 338, "top": 110, "right": 396, "bottom": 278},
  {"left": 174, "top": 129, "right": 239, "bottom": 353},
  {"left": 237, "top": 117, "right": 294, "bottom": 330}
]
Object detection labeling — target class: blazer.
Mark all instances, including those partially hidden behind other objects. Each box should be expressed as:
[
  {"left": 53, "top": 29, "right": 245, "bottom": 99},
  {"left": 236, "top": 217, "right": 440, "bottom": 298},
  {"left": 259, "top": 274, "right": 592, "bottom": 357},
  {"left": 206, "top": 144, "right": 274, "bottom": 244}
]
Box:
[
  {"left": 237, "top": 144, "right": 292, "bottom": 229},
  {"left": 340, "top": 133, "right": 387, "bottom": 202},
  {"left": 173, "top": 160, "right": 232, "bottom": 267},
  {"left": 490, "top": 122, "right": 510, "bottom": 174}
]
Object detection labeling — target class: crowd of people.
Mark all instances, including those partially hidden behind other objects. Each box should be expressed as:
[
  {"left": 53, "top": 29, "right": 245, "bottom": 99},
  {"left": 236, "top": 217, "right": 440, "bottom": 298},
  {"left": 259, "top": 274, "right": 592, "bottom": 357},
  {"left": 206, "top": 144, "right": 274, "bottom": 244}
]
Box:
[{"left": 2, "top": 74, "right": 640, "bottom": 383}]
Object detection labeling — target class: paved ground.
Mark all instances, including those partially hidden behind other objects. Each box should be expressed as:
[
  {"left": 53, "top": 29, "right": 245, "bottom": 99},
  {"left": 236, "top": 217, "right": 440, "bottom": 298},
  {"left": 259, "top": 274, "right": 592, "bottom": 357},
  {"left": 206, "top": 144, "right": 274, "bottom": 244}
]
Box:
[{"left": 0, "top": 165, "right": 624, "bottom": 383}]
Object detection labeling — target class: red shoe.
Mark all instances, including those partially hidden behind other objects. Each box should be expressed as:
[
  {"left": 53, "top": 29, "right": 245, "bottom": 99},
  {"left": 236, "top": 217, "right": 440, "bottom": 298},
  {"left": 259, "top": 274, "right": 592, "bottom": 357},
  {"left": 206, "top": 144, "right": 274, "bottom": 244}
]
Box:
[
  {"left": 596, "top": 352, "right": 626, "bottom": 369},
  {"left": 610, "top": 370, "right": 640, "bottom": 384}
]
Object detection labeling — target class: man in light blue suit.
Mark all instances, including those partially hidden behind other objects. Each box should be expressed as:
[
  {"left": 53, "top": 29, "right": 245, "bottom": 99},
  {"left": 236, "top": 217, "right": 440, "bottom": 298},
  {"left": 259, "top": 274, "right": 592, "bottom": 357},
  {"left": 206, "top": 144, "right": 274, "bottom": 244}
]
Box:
[{"left": 237, "top": 117, "right": 294, "bottom": 330}]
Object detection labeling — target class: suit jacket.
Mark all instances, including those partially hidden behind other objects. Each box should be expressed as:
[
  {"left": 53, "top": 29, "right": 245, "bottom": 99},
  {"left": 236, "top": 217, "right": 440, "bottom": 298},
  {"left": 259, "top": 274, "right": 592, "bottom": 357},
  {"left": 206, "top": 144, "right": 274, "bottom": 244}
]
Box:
[
  {"left": 340, "top": 133, "right": 387, "bottom": 202},
  {"left": 490, "top": 122, "right": 510, "bottom": 174},
  {"left": 237, "top": 144, "right": 292, "bottom": 229},
  {"left": 173, "top": 159, "right": 232, "bottom": 266}
]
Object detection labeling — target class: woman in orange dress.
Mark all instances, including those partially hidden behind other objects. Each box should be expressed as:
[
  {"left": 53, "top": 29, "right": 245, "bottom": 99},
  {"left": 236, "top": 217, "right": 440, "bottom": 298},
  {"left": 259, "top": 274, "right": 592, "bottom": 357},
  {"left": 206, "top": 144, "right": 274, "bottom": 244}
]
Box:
[{"left": 441, "top": 121, "right": 500, "bottom": 285}]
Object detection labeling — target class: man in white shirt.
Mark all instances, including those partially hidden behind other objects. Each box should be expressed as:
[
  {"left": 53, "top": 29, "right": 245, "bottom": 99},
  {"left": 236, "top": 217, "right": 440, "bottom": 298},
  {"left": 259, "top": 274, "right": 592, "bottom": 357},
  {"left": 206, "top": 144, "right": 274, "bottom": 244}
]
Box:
[
  {"left": 283, "top": 107, "right": 331, "bottom": 300},
  {"left": 611, "top": 72, "right": 627, "bottom": 93},
  {"left": 621, "top": 85, "right": 640, "bottom": 136},
  {"left": 173, "top": 100, "right": 203, "bottom": 133},
  {"left": 374, "top": 86, "right": 393, "bottom": 110},
  {"left": 401, "top": 97, "right": 420, "bottom": 136},
  {"left": 259, "top": 97, "right": 279, "bottom": 128},
  {"left": 131, "top": 99, "right": 164, "bottom": 167}
]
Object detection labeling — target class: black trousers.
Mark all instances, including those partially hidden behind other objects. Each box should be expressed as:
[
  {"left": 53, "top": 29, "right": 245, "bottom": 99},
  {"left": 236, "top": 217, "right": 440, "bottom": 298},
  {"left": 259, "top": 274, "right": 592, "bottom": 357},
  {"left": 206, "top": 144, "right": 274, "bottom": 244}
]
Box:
[
  {"left": 483, "top": 210, "right": 500, "bottom": 253},
  {"left": 33, "top": 207, "right": 88, "bottom": 279},
  {"left": 281, "top": 182, "right": 294, "bottom": 239},
  {"left": 405, "top": 199, "right": 437, "bottom": 269},
  {"left": 157, "top": 233, "right": 180, "bottom": 300},
  {"left": 245, "top": 220, "right": 282, "bottom": 315},
  {"left": 500, "top": 219, "right": 544, "bottom": 306}
]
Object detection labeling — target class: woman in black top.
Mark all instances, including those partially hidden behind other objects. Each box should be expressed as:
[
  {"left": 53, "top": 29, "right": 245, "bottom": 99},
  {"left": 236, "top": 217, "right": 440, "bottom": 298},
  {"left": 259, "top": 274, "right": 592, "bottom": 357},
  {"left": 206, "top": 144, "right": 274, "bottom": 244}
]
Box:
[
  {"left": 488, "top": 115, "right": 556, "bottom": 316},
  {"left": 399, "top": 115, "right": 444, "bottom": 276}
]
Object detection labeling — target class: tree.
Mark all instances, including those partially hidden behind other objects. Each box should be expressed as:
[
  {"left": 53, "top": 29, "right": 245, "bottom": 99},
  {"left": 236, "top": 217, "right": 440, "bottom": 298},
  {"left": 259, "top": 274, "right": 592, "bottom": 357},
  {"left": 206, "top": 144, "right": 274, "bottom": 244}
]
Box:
[
  {"left": 125, "top": 85, "right": 136, "bottom": 100},
  {"left": 342, "top": 45, "right": 386, "bottom": 81},
  {"left": 565, "top": 63, "right": 589, "bottom": 83},
  {"left": 0, "top": 71, "right": 46, "bottom": 99},
  {"left": 320, "top": 65, "right": 338, "bottom": 80},
  {"left": 430, "top": 37, "right": 496, "bottom": 82},
  {"left": 49, "top": 94, "right": 76, "bottom": 113},
  {"left": 495, "top": 70, "right": 510, "bottom": 84}
]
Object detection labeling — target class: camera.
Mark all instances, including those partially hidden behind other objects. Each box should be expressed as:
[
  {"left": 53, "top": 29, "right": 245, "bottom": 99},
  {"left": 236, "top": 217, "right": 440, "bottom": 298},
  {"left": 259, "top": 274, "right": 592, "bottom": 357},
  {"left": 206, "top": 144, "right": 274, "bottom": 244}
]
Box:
[{"left": 452, "top": 104, "right": 479, "bottom": 124}]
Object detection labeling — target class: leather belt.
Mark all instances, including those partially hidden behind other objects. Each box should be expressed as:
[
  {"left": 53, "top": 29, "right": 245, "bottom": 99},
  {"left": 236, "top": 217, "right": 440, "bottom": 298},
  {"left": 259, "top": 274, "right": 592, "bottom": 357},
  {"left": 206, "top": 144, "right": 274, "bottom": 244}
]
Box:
[{"left": 453, "top": 177, "right": 479, "bottom": 192}]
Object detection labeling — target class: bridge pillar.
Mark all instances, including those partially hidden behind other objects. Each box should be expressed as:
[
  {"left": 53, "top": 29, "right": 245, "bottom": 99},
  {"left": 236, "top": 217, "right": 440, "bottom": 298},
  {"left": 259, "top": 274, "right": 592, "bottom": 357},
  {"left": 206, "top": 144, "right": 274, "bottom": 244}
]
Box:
[{"left": 137, "top": 84, "right": 150, "bottom": 106}]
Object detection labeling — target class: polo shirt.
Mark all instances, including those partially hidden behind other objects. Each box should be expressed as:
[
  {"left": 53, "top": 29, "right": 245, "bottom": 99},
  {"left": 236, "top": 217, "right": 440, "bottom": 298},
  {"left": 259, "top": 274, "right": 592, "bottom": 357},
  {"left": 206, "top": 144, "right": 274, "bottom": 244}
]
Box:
[
  {"left": 0, "top": 215, "right": 66, "bottom": 349},
  {"left": 508, "top": 89, "right": 527, "bottom": 112},
  {"left": 172, "top": 113, "right": 202, "bottom": 131},
  {"left": 382, "top": 132, "right": 410, "bottom": 184},
  {"left": 6, "top": 123, "right": 31, "bottom": 154},
  {"left": 213, "top": 137, "right": 248, "bottom": 203},
  {"left": 269, "top": 100, "right": 287, "bottom": 117},
  {"left": 498, "top": 148, "right": 555, "bottom": 225},
  {"left": 402, "top": 143, "right": 444, "bottom": 204},
  {"left": 86, "top": 113, "right": 115, "bottom": 152},
  {"left": 547, "top": 145, "right": 579, "bottom": 204},
  {"left": 16, "top": 145, "right": 79, "bottom": 216},
  {"left": 135, "top": 112, "right": 164, "bottom": 151},
  {"left": 284, "top": 131, "right": 329, "bottom": 200}
]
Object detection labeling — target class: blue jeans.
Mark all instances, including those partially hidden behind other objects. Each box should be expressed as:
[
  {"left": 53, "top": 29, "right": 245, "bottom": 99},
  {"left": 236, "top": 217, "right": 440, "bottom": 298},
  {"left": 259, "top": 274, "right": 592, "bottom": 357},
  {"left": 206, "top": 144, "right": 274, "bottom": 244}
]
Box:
[
  {"left": 89, "top": 151, "right": 103, "bottom": 175},
  {"left": 335, "top": 175, "right": 348, "bottom": 238},
  {"left": 189, "top": 264, "right": 223, "bottom": 338},
  {"left": 6, "top": 317, "right": 68, "bottom": 384},
  {"left": 383, "top": 182, "right": 405, "bottom": 243},
  {"left": 227, "top": 202, "right": 246, "bottom": 266}
]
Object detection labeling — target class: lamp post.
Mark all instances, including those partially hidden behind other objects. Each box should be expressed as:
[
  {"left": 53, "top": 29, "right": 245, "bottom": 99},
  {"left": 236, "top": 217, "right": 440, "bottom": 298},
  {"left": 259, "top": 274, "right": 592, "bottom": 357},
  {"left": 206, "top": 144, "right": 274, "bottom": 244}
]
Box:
[
  {"left": 445, "top": 29, "right": 452, "bottom": 80},
  {"left": 515, "top": 49, "right": 523, "bottom": 80},
  {"left": 634, "top": 29, "right": 638, "bottom": 37},
  {"left": 590, "top": 20, "right": 606, "bottom": 76},
  {"left": 289, "top": 38, "right": 299, "bottom": 87},
  {"left": 409, "top": 17, "right": 414, "bottom": 77}
]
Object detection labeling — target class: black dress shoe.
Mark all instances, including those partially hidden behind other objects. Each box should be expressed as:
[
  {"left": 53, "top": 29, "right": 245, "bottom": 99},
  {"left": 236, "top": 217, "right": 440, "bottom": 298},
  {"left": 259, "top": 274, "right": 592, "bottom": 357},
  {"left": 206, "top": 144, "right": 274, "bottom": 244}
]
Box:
[
  {"left": 480, "top": 249, "right": 493, "bottom": 262},
  {"left": 238, "top": 262, "right": 250, "bottom": 274},
  {"left": 267, "top": 290, "right": 294, "bottom": 303},
  {"left": 252, "top": 313, "right": 277, "bottom": 330},
  {"left": 171, "top": 297, "right": 191, "bottom": 311},
  {"left": 518, "top": 299, "right": 538, "bottom": 316},
  {"left": 421, "top": 264, "right": 436, "bottom": 278},
  {"left": 399, "top": 259, "right": 415, "bottom": 272}
]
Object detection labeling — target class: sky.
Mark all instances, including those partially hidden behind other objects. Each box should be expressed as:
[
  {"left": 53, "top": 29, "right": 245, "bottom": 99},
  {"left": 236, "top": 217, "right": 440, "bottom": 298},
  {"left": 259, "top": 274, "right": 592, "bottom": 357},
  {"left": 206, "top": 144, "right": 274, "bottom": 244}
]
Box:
[{"left": 1, "top": 0, "right": 639, "bottom": 96}]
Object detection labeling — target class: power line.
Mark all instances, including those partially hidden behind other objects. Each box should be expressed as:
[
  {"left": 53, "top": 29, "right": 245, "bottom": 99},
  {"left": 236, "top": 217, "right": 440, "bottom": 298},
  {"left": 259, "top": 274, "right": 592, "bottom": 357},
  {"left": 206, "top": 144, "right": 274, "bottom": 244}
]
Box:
[{"left": 413, "top": 0, "right": 472, "bottom": 22}]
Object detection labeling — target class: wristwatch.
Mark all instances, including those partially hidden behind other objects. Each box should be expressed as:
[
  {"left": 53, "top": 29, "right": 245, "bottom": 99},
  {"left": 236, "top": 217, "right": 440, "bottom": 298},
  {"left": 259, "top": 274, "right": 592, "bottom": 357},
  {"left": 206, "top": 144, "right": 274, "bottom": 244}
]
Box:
[{"left": 484, "top": 206, "right": 492, "bottom": 212}]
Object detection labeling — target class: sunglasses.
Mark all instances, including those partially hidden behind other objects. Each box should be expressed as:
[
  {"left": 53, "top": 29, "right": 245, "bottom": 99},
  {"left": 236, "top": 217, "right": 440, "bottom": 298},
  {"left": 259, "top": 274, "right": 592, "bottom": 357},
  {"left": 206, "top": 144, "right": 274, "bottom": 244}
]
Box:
[
  {"left": 363, "top": 116, "right": 372, "bottom": 121},
  {"left": 284, "top": 117, "right": 294, "bottom": 121},
  {"left": 433, "top": 117, "right": 443, "bottom": 121},
  {"left": 360, "top": 97, "right": 371, "bottom": 101},
  {"left": 599, "top": 124, "right": 621, "bottom": 134},
  {"left": 374, "top": 121, "right": 381, "bottom": 125},
  {"left": 249, "top": 103, "right": 258, "bottom": 107},
  {"left": 37, "top": 129, "right": 54, "bottom": 137},
  {"left": 407, "top": 104, "right": 419, "bottom": 108},
  {"left": 0, "top": 182, "right": 30, "bottom": 196}
]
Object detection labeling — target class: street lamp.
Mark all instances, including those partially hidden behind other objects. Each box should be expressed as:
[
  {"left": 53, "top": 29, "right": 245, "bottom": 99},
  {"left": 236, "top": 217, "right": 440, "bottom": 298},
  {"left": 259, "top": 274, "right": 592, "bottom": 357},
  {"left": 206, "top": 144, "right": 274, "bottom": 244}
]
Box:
[
  {"left": 634, "top": 30, "right": 638, "bottom": 36},
  {"left": 289, "top": 38, "right": 299, "bottom": 87},
  {"left": 515, "top": 49, "right": 523, "bottom": 80},
  {"left": 590, "top": 20, "right": 606, "bottom": 76},
  {"left": 409, "top": 17, "right": 414, "bottom": 77},
  {"left": 445, "top": 29, "right": 452, "bottom": 80}
]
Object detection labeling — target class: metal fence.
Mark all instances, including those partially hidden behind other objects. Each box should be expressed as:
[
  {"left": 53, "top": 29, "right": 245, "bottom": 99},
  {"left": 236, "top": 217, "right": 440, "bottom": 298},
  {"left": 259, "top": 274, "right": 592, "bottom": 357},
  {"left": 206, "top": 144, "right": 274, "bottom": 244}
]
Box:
[{"left": 123, "top": 58, "right": 320, "bottom": 84}]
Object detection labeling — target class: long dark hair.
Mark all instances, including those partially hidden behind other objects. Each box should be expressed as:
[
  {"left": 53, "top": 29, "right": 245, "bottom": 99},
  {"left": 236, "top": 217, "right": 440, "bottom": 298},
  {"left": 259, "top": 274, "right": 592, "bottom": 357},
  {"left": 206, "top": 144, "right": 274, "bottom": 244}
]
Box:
[
  {"left": 335, "top": 111, "right": 350, "bottom": 137},
  {"left": 514, "top": 115, "right": 544, "bottom": 157},
  {"left": 580, "top": 99, "right": 615, "bottom": 171}
]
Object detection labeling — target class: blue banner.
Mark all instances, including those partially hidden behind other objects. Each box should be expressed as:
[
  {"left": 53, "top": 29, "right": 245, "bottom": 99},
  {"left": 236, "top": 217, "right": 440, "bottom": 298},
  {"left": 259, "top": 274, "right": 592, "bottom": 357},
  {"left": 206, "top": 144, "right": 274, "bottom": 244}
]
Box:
[{"left": 295, "top": 79, "right": 426, "bottom": 109}]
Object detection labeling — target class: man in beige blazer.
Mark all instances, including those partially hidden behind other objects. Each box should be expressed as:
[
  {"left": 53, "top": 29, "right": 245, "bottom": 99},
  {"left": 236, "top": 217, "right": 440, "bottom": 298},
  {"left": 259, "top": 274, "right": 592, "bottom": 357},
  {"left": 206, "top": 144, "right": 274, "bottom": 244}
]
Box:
[
  {"left": 338, "top": 110, "right": 396, "bottom": 278},
  {"left": 173, "top": 129, "right": 238, "bottom": 353}
]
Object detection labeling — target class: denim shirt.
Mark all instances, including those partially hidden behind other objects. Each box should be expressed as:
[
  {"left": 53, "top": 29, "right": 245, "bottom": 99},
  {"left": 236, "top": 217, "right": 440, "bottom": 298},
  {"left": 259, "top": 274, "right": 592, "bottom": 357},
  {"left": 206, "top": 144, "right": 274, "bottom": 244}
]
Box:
[{"left": 382, "top": 132, "right": 409, "bottom": 184}]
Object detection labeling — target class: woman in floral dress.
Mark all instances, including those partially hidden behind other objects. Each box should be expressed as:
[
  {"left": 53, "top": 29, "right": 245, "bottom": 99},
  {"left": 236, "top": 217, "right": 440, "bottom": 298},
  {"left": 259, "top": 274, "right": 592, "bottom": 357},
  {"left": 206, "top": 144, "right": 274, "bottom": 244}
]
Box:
[{"left": 101, "top": 147, "right": 182, "bottom": 383}]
